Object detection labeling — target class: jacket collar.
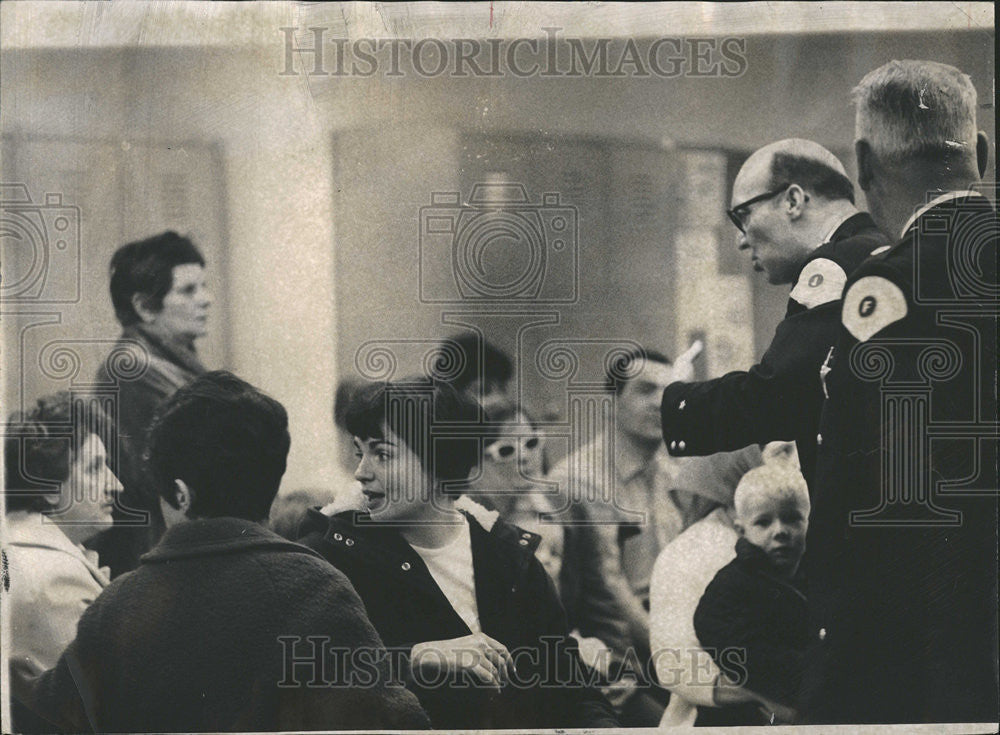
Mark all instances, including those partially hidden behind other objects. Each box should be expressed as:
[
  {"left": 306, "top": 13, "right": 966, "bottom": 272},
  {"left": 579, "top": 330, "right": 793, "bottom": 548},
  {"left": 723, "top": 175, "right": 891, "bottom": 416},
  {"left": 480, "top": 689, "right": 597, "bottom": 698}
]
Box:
[
  {"left": 734, "top": 536, "right": 806, "bottom": 596},
  {"left": 826, "top": 211, "right": 877, "bottom": 243},
  {"left": 791, "top": 212, "right": 880, "bottom": 287},
  {"left": 125, "top": 323, "right": 207, "bottom": 378},
  {"left": 141, "top": 516, "right": 321, "bottom": 563},
  {"left": 305, "top": 497, "right": 542, "bottom": 597},
  {"left": 899, "top": 190, "right": 987, "bottom": 238},
  {"left": 3, "top": 510, "right": 110, "bottom": 585}
]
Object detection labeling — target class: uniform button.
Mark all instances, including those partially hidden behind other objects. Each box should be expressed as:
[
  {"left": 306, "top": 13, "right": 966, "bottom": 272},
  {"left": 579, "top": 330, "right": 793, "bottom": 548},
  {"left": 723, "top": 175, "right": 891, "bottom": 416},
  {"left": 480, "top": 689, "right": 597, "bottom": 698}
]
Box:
[
  {"left": 669, "top": 441, "right": 677, "bottom": 450},
  {"left": 401, "top": 562, "right": 411, "bottom": 571},
  {"left": 522, "top": 532, "right": 531, "bottom": 539},
  {"left": 333, "top": 533, "right": 343, "bottom": 541},
  {"left": 345, "top": 538, "right": 355, "bottom": 547},
  {"left": 678, "top": 441, "right": 686, "bottom": 451},
  {"left": 818, "top": 627, "right": 827, "bottom": 641},
  {"left": 816, "top": 433, "right": 823, "bottom": 445},
  {"left": 678, "top": 400, "right": 686, "bottom": 410},
  {"left": 518, "top": 539, "right": 529, "bottom": 546}
]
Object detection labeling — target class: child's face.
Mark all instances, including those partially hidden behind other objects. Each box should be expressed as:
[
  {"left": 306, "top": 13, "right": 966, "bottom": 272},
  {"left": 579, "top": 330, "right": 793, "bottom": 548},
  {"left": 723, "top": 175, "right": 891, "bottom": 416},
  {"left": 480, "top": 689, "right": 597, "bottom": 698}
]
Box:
[{"left": 736, "top": 491, "right": 808, "bottom": 575}]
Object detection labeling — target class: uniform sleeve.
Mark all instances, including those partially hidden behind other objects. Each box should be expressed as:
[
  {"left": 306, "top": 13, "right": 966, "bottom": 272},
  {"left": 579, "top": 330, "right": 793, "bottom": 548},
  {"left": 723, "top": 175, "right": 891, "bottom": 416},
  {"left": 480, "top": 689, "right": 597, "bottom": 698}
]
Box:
[{"left": 662, "top": 301, "right": 841, "bottom": 456}]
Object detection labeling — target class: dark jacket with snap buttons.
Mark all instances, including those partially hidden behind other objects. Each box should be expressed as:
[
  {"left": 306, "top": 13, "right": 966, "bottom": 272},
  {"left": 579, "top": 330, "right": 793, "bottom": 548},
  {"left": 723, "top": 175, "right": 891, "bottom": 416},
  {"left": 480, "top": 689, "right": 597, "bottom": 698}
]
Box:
[{"left": 297, "top": 498, "right": 619, "bottom": 730}]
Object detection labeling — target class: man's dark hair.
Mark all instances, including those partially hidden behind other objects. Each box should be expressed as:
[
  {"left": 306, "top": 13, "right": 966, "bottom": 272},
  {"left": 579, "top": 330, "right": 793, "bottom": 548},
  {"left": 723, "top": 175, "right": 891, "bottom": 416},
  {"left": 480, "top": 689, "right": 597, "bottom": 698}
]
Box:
[
  {"left": 109, "top": 231, "right": 205, "bottom": 327},
  {"left": 430, "top": 332, "right": 513, "bottom": 394},
  {"left": 345, "top": 379, "right": 485, "bottom": 497},
  {"left": 4, "top": 393, "right": 114, "bottom": 512},
  {"left": 604, "top": 348, "right": 672, "bottom": 394},
  {"left": 146, "top": 371, "right": 289, "bottom": 521},
  {"left": 768, "top": 152, "right": 856, "bottom": 204}
]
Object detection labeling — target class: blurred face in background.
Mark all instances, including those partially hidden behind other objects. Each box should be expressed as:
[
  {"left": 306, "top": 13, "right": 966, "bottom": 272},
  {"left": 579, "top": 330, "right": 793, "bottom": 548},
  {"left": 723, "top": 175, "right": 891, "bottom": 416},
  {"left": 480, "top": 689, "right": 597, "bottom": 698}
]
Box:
[
  {"left": 617, "top": 360, "right": 673, "bottom": 442},
  {"left": 149, "top": 263, "right": 212, "bottom": 341},
  {"left": 478, "top": 413, "right": 545, "bottom": 495}
]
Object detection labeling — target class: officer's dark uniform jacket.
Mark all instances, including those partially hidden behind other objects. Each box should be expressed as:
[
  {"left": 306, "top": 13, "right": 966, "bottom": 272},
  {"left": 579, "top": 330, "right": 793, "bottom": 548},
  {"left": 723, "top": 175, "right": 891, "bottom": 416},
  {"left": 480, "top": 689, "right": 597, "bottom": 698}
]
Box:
[
  {"left": 803, "top": 193, "right": 999, "bottom": 724},
  {"left": 297, "top": 499, "right": 620, "bottom": 731},
  {"left": 661, "top": 212, "right": 890, "bottom": 485}
]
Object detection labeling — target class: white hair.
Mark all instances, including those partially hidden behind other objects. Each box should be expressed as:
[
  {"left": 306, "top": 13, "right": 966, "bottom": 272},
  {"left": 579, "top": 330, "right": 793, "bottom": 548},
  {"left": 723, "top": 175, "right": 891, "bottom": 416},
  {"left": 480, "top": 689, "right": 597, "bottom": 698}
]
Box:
[
  {"left": 853, "top": 60, "right": 978, "bottom": 164},
  {"left": 733, "top": 464, "right": 810, "bottom": 520}
]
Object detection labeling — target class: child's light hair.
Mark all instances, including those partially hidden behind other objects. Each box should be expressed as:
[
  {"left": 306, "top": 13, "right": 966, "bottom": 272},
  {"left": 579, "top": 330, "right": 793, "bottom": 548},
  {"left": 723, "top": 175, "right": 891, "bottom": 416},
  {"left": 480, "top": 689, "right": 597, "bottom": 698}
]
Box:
[
  {"left": 733, "top": 464, "right": 810, "bottom": 520},
  {"left": 853, "top": 60, "right": 978, "bottom": 165}
]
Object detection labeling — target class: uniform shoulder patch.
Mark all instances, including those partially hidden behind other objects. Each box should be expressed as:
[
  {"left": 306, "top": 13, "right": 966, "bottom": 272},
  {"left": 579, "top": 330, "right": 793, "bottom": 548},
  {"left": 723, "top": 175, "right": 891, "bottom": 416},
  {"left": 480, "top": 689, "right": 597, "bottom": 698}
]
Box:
[
  {"left": 842, "top": 275, "right": 908, "bottom": 342},
  {"left": 790, "top": 257, "right": 847, "bottom": 309}
]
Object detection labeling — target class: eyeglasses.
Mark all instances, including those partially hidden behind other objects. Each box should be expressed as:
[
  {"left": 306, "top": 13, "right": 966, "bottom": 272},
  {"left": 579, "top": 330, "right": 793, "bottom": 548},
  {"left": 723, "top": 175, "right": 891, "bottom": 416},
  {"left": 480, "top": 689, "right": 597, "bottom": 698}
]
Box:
[
  {"left": 484, "top": 435, "right": 540, "bottom": 462},
  {"left": 726, "top": 184, "right": 791, "bottom": 233}
]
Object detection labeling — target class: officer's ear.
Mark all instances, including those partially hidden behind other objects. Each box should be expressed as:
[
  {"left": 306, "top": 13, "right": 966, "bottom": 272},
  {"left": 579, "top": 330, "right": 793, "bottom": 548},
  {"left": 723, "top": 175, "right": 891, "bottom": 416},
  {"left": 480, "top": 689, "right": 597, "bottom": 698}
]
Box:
[
  {"left": 975, "top": 131, "right": 989, "bottom": 179},
  {"left": 785, "top": 184, "right": 808, "bottom": 221},
  {"left": 855, "top": 140, "right": 874, "bottom": 192}
]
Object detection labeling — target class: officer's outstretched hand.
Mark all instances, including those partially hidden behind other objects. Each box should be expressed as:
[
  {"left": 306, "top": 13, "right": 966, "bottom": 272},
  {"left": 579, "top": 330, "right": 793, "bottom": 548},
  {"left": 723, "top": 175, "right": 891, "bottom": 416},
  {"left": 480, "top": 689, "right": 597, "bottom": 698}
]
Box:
[{"left": 670, "top": 340, "right": 703, "bottom": 383}]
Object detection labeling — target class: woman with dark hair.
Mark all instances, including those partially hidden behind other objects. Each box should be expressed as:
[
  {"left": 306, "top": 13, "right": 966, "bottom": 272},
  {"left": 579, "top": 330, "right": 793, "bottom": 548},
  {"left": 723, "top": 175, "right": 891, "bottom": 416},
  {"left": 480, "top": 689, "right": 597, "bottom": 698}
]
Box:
[
  {"left": 297, "top": 380, "right": 619, "bottom": 730},
  {"left": 2, "top": 393, "right": 122, "bottom": 714},
  {"left": 89, "top": 230, "right": 211, "bottom": 577}
]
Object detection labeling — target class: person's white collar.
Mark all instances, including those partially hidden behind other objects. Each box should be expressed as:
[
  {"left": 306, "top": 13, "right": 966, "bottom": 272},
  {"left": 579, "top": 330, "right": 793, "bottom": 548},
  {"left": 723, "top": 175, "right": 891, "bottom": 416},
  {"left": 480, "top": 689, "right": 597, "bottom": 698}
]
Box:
[
  {"left": 900, "top": 190, "right": 986, "bottom": 238},
  {"left": 820, "top": 211, "right": 856, "bottom": 245}
]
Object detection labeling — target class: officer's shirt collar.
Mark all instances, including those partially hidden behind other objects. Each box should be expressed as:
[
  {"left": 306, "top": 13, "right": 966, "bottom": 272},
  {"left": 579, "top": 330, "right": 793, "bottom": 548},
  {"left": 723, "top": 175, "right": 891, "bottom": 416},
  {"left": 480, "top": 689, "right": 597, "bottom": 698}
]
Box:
[
  {"left": 900, "top": 190, "right": 986, "bottom": 238},
  {"left": 819, "top": 211, "right": 856, "bottom": 246}
]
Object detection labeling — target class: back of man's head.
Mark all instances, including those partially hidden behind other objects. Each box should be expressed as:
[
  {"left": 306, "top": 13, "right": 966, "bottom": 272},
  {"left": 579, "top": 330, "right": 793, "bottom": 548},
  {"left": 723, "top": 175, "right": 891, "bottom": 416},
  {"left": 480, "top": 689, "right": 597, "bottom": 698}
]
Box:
[
  {"left": 147, "top": 371, "right": 290, "bottom": 522},
  {"left": 853, "top": 60, "right": 979, "bottom": 170}
]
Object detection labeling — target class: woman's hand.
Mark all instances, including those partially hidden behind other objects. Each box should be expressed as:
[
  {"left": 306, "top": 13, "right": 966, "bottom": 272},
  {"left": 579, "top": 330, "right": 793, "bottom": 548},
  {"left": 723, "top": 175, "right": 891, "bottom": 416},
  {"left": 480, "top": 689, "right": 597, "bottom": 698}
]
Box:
[{"left": 410, "top": 633, "right": 515, "bottom": 690}]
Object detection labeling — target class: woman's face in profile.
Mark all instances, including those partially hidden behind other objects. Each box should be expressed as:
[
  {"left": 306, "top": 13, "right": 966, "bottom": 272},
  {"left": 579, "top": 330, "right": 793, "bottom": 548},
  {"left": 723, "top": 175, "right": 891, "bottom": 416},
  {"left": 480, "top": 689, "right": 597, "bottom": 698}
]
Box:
[
  {"left": 151, "top": 263, "right": 212, "bottom": 341},
  {"left": 50, "top": 433, "right": 123, "bottom": 542}
]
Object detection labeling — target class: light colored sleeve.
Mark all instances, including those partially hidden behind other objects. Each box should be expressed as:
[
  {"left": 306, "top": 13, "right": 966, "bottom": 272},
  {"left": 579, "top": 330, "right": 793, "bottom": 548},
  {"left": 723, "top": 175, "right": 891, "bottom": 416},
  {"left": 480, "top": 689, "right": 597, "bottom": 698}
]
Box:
[
  {"left": 547, "top": 459, "right": 649, "bottom": 650},
  {"left": 649, "top": 527, "right": 724, "bottom": 709},
  {"left": 5, "top": 546, "right": 103, "bottom": 690}
]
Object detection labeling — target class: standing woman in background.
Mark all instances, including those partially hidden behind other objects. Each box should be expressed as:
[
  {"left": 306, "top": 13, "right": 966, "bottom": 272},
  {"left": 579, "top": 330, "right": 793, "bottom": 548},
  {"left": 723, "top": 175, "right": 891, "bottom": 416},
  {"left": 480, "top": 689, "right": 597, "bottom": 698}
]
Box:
[{"left": 87, "top": 231, "right": 211, "bottom": 577}]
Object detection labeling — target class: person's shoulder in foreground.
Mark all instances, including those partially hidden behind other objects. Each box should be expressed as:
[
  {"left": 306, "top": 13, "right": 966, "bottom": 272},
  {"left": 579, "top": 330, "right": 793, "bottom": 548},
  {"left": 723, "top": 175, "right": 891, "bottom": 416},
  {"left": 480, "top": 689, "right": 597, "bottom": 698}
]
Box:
[{"left": 20, "top": 371, "right": 429, "bottom": 733}]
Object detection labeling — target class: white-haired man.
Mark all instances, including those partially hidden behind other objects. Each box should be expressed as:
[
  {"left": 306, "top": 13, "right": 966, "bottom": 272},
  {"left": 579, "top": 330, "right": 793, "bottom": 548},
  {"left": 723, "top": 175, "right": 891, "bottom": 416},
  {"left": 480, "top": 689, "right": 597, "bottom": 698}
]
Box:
[
  {"left": 805, "top": 60, "right": 997, "bottom": 724},
  {"left": 662, "top": 139, "right": 889, "bottom": 488}
]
